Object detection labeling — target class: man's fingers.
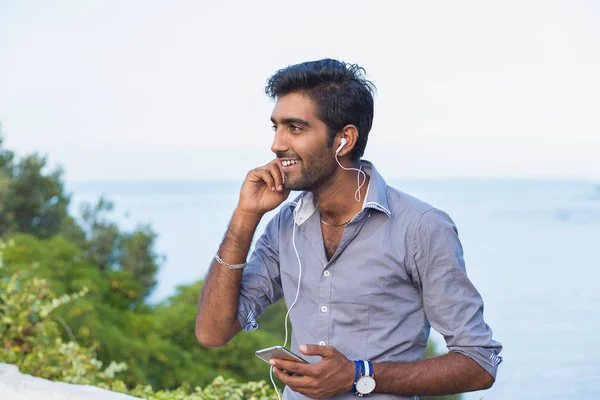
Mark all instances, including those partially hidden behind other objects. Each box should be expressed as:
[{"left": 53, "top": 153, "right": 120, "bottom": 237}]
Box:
[
  {"left": 271, "top": 359, "right": 313, "bottom": 377},
  {"left": 273, "top": 159, "right": 285, "bottom": 186},
  {"left": 254, "top": 169, "right": 276, "bottom": 191},
  {"left": 272, "top": 366, "right": 290, "bottom": 384},
  {"left": 267, "top": 162, "right": 284, "bottom": 191},
  {"left": 272, "top": 367, "right": 317, "bottom": 392},
  {"left": 272, "top": 366, "right": 309, "bottom": 386}
]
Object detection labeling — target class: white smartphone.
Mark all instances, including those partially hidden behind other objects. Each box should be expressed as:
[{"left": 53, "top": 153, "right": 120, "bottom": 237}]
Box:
[{"left": 255, "top": 345, "right": 309, "bottom": 364}]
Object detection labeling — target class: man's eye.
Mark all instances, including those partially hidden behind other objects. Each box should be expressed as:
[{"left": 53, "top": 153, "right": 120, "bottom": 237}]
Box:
[
  {"left": 290, "top": 125, "right": 302, "bottom": 132},
  {"left": 271, "top": 125, "right": 277, "bottom": 131}
]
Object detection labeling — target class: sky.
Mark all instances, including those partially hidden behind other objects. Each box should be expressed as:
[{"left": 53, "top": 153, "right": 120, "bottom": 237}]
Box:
[{"left": 0, "top": 0, "right": 598, "bottom": 182}]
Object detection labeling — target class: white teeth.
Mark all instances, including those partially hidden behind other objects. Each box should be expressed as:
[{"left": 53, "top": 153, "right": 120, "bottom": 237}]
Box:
[{"left": 282, "top": 160, "right": 299, "bottom": 167}]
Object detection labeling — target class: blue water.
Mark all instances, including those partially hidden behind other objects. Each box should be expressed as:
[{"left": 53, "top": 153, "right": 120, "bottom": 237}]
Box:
[{"left": 66, "top": 179, "right": 600, "bottom": 399}]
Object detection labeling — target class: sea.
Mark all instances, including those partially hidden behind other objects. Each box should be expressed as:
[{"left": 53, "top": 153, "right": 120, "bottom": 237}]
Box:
[{"left": 66, "top": 179, "right": 600, "bottom": 400}]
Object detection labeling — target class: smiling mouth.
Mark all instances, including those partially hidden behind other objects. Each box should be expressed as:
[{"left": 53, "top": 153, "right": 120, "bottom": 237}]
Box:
[{"left": 281, "top": 160, "right": 300, "bottom": 167}]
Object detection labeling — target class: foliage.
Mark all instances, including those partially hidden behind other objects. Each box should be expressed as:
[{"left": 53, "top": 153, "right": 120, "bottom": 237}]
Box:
[
  {"left": 0, "top": 130, "right": 161, "bottom": 301},
  {"left": 0, "top": 239, "right": 126, "bottom": 385},
  {"left": 0, "top": 239, "right": 279, "bottom": 399},
  {"left": 1, "top": 233, "right": 286, "bottom": 389},
  {"left": 77, "top": 197, "right": 162, "bottom": 299},
  {"left": 0, "top": 151, "right": 73, "bottom": 239},
  {"left": 124, "top": 376, "right": 277, "bottom": 400}
]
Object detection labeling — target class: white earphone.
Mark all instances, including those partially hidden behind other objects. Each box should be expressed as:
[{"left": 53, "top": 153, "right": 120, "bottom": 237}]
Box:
[{"left": 336, "top": 137, "right": 347, "bottom": 154}]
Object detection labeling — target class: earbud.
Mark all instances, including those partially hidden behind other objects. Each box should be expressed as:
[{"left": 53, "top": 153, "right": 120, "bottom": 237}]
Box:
[{"left": 336, "top": 138, "right": 348, "bottom": 154}]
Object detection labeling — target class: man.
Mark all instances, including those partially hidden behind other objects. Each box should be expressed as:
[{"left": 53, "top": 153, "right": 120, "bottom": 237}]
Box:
[{"left": 196, "top": 59, "right": 502, "bottom": 399}]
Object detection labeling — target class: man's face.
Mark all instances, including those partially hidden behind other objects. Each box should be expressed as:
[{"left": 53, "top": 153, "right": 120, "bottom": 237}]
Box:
[{"left": 270, "top": 93, "right": 337, "bottom": 191}]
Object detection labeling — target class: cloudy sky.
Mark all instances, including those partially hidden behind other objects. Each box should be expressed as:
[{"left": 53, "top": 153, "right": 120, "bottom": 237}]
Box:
[{"left": 0, "top": 0, "right": 598, "bottom": 181}]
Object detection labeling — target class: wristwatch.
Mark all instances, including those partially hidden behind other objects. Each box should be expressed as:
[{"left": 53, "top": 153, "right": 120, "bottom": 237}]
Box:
[{"left": 354, "top": 360, "right": 376, "bottom": 396}]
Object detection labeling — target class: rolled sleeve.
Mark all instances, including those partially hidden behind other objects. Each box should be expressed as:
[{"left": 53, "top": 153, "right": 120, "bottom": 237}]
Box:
[
  {"left": 237, "top": 212, "right": 284, "bottom": 332},
  {"left": 412, "top": 209, "right": 503, "bottom": 378}
]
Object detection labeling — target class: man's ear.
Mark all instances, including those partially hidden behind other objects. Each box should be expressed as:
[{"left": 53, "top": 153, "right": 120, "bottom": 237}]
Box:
[{"left": 336, "top": 125, "right": 359, "bottom": 157}]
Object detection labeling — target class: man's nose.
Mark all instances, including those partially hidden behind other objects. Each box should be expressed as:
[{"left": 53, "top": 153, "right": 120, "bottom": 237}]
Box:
[{"left": 271, "top": 129, "right": 289, "bottom": 154}]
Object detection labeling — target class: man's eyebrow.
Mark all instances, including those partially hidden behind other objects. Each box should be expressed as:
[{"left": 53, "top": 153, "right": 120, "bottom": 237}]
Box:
[{"left": 271, "top": 117, "right": 311, "bottom": 127}]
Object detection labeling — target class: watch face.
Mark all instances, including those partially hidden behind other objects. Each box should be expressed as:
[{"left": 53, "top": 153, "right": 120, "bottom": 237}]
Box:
[{"left": 356, "top": 376, "right": 376, "bottom": 394}]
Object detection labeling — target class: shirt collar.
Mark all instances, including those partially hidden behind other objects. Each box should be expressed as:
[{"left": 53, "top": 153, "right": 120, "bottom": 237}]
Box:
[{"left": 288, "top": 160, "right": 392, "bottom": 226}]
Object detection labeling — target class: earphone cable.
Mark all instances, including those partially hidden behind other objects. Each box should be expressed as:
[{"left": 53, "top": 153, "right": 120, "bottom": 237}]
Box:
[
  {"left": 270, "top": 193, "right": 305, "bottom": 400},
  {"left": 335, "top": 155, "right": 366, "bottom": 202}
]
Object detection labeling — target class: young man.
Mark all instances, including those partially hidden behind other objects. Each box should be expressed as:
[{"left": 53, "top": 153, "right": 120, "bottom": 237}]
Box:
[{"left": 196, "top": 59, "right": 502, "bottom": 399}]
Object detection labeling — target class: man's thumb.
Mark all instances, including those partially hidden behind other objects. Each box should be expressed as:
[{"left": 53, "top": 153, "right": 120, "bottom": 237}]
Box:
[{"left": 298, "top": 344, "right": 334, "bottom": 357}]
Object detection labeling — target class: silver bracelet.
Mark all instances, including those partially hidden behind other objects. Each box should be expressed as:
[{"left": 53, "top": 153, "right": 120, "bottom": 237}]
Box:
[{"left": 215, "top": 253, "right": 247, "bottom": 270}]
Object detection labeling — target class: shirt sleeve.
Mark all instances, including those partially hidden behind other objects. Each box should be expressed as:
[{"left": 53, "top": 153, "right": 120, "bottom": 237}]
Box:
[
  {"left": 236, "top": 210, "right": 284, "bottom": 332},
  {"left": 411, "top": 209, "right": 503, "bottom": 379}
]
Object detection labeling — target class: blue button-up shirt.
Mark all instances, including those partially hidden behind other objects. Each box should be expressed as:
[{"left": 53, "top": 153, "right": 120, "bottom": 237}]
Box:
[{"left": 237, "top": 161, "right": 502, "bottom": 399}]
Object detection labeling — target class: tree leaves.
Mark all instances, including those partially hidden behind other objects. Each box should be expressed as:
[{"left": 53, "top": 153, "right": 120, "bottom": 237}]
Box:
[
  {"left": 0, "top": 131, "right": 163, "bottom": 302},
  {"left": 0, "top": 239, "right": 279, "bottom": 399}
]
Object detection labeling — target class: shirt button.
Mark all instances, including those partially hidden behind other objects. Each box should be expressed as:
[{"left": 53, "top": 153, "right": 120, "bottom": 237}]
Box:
[
  {"left": 319, "top": 341, "right": 326, "bottom": 346},
  {"left": 321, "top": 306, "right": 328, "bottom": 312},
  {"left": 324, "top": 271, "right": 330, "bottom": 277}
]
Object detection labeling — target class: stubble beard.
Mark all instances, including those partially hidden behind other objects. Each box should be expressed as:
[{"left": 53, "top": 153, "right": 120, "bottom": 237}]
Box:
[{"left": 283, "top": 151, "right": 337, "bottom": 192}]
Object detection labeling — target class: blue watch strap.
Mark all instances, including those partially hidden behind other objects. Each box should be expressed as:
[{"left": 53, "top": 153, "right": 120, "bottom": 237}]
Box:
[{"left": 351, "top": 360, "right": 360, "bottom": 393}]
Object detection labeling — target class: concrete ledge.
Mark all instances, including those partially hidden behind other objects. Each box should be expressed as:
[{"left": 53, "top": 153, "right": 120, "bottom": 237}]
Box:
[{"left": 0, "top": 363, "right": 141, "bottom": 400}]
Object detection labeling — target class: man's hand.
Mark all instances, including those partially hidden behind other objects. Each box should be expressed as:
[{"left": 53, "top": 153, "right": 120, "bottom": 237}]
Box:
[
  {"left": 196, "top": 158, "right": 288, "bottom": 348},
  {"left": 270, "top": 344, "right": 355, "bottom": 399},
  {"left": 238, "top": 159, "right": 290, "bottom": 216}
]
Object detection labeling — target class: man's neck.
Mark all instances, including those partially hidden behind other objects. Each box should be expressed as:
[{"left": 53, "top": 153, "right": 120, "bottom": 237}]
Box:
[{"left": 313, "top": 161, "right": 370, "bottom": 223}]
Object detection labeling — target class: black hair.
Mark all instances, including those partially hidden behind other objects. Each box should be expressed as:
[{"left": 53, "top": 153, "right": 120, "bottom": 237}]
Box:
[{"left": 265, "top": 59, "right": 376, "bottom": 160}]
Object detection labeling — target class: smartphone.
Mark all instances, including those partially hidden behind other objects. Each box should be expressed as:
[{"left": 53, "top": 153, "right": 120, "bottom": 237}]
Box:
[{"left": 255, "top": 345, "right": 309, "bottom": 364}]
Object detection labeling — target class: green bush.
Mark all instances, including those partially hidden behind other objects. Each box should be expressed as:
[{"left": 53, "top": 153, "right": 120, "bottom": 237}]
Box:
[
  {"left": 1, "top": 233, "right": 287, "bottom": 390},
  {"left": 0, "top": 239, "right": 279, "bottom": 399}
]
